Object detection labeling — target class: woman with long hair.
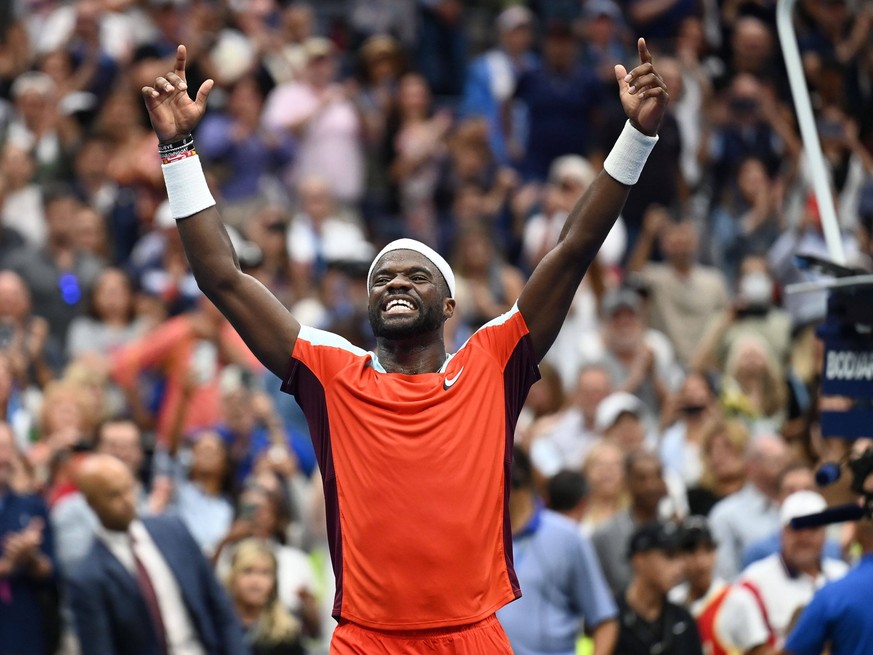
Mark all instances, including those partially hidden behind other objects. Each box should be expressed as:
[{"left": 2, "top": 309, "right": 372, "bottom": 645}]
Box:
[
  {"left": 227, "top": 538, "right": 305, "bottom": 655},
  {"left": 686, "top": 418, "right": 750, "bottom": 516},
  {"left": 721, "top": 334, "right": 787, "bottom": 436}
]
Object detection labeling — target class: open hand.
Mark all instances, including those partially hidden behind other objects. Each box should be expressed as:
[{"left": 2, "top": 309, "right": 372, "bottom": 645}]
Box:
[
  {"left": 614, "top": 38, "right": 669, "bottom": 136},
  {"left": 141, "top": 45, "right": 214, "bottom": 143}
]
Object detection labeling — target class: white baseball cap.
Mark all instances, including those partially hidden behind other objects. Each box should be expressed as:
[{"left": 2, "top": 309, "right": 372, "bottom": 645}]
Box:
[
  {"left": 780, "top": 490, "right": 827, "bottom": 527},
  {"left": 595, "top": 392, "right": 644, "bottom": 433}
]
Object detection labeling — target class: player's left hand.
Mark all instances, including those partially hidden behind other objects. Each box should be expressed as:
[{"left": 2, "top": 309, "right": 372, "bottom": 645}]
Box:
[{"left": 615, "top": 38, "right": 669, "bottom": 137}]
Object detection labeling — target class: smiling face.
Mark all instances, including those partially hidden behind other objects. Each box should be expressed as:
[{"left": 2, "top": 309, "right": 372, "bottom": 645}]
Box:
[{"left": 367, "top": 250, "right": 453, "bottom": 340}]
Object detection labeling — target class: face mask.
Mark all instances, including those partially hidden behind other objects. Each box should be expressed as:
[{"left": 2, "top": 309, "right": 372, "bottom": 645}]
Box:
[{"left": 738, "top": 271, "right": 773, "bottom": 309}]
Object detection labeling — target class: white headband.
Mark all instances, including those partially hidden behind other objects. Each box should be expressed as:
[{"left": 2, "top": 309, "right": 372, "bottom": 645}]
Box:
[{"left": 367, "top": 238, "right": 455, "bottom": 298}]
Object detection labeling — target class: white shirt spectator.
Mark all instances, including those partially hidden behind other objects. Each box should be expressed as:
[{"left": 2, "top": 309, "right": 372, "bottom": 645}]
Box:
[{"left": 716, "top": 552, "right": 848, "bottom": 650}]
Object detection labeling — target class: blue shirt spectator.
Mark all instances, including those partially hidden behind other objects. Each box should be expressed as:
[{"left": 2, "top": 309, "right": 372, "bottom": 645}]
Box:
[
  {"left": 498, "top": 506, "right": 618, "bottom": 655},
  {"left": 0, "top": 457, "right": 58, "bottom": 655},
  {"left": 513, "top": 24, "right": 603, "bottom": 181},
  {"left": 784, "top": 553, "right": 873, "bottom": 655}
]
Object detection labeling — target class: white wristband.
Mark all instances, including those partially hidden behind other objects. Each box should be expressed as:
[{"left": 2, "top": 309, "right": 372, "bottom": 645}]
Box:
[
  {"left": 603, "top": 120, "right": 659, "bottom": 186},
  {"left": 161, "top": 155, "right": 216, "bottom": 220}
]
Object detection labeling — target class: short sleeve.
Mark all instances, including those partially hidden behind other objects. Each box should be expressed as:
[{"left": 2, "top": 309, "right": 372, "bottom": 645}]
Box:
[
  {"left": 783, "top": 589, "right": 830, "bottom": 655},
  {"left": 716, "top": 584, "right": 771, "bottom": 651},
  {"left": 571, "top": 533, "right": 618, "bottom": 628}
]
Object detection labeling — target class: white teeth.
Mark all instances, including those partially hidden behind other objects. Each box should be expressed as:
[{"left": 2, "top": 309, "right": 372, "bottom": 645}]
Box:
[{"left": 385, "top": 299, "right": 414, "bottom": 313}]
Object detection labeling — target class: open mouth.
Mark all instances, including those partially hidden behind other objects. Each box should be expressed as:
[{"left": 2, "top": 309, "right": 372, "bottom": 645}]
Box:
[{"left": 383, "top": 298, "right": 417, "bottom": 315}]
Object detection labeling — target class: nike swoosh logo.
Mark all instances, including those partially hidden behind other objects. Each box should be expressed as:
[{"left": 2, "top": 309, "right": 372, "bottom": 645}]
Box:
[{"left": 443, "top": 367, "right": 464, "bottom": 390}]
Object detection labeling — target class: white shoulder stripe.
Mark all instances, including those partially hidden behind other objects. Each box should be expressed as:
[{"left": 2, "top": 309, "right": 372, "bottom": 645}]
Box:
[
  {"left": 298, "top": 326, "right": 369, "bottom": 357},
  {"left": 453, "top": 303, "right": 521, "bottom": 354}
]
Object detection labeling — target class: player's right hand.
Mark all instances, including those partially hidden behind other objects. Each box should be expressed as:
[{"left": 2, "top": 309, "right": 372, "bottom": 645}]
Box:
[{"left": 141, "top": 44, "right": 214, "bottom": 143}]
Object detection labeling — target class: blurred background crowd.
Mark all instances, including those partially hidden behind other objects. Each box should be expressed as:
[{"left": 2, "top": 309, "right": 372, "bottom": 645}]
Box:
[{"left": 2, "top": 0, "right": 873, "bottom": 653}]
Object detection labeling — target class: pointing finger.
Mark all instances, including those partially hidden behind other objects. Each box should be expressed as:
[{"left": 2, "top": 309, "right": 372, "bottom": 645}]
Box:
[
  {"left": 638, "top": 37, "right": 652, "bottom": 65},
  {"left": 174, "top": 44, "right": 187, "bottom": 79}
]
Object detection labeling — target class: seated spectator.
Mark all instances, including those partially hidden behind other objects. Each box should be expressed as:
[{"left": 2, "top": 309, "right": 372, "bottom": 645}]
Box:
[
  {"left": 717, "top": 491, "right": 849, "bottom": 653},
  {"left": 497, "top": 448, "right": 618, "bottom": 655},
  {"left": 740, "top": 463, "right": 843, "bottom": 569},
  {"left": 129, "top": 201, "right": 201, "bottom": 317},
  {"left": 626, "top": 214, "right": 730, "bottom": 367},
  {"left": 707, "top": 157, "right": 784, "bottom": 285},
  {"left": 215, "top": 482, "right": 321, "bottom": 638},
  {"left": 242, "top": 207, "right": 296, "bottom": 310},
  {"left": 615, "top": 520, "right": 704, "bottom": 655},
  {"left": 0, "top": 422, "right": 58, "bottom": 655},
  {"left": 512, "top": 21, "right": 603, "bottom": 181},
  {"left": 686, "top": 418, "right": 750, "bottom": 516},
  {"left": 528, "top": 363, "right": 611, "bottom": 476},
  {"left": 213, "top": 366, "right": 316, "bottom": 490},
  {"left": 262, "top": 36, "right": 364, "bottom": 207},
  {"left": 6, "top": 70, "right": 80, "bottom": 183},
  {"left": 691, "top": 255, "right": 792, "bottom": 374},
  {"left": 720, "top": 334, "right": 788, "bottom": 437},
  {"left": 0, "top": 269, "right": 62, "bottom": 390},
  {"left": 783, "top": 517, "right": 873, "bottom": 655},
  {"left": 287, "top": 175, "right": 373, "bottom": 301},
  {"left": 669, "top": 516, "right": 732, "bottom": 655},
  {"left": 580, "top": 441, "right": 628, "bottom": 535},
  {"left": 226, "top": 538, "right": 305, "bottom": 655},
  {"left": 659, "top": 371, "right": 719, "bottom": 488},
  {"left": 0, "top": 142, "right": 44, "bottom": 249},
  {"left": 50, "top": 419, "right": 152, "bottom": 578},
  {"left": 383, "top": 71, "right": 453, "bottom": 246},
  {"left": 110, "top": 294, "right": 261, "bottom": 446},
  {"left": 3, "top": 185, "right": 105, "bottom": 348},
  {"left": 593, "top": 450, "right": 668, "bottom": 596},
  {"left": 579, "top": 287, "right": 680, "bottom": 417},
  {"left": 65, "top": 267, "right": 149, "bottom": 360},
  {"left": 515, "top": 360, "right": 567, "bottom": 452},
  {"left": 595, "top": 391, "right": 654, "bottom": 454},
  {"left": 450, "top": 222, "right": 525, "bottom": 336},
  {"left": 0, "top": 350, "right": 35, "bottom": 450},
  {"left": 708, "top": 433, "right": 789, "bottom": 581},
  {"left": 68, "top": 454, "right": 248, "bottom": 655},
  {"left": 152, "top": 425, "right": 235, "bottom": 558},
  {"left": 67, "top": 133, "right": 141, "bottom": 266},
  {"left": 27, "top": 379, "right": 95, "bottom": 485},
  {"left": 195, "top": 73, "right": 294, "bottom": 230},
  {"left": 459, "top": 5, "right": 536, "bottom": 165}
]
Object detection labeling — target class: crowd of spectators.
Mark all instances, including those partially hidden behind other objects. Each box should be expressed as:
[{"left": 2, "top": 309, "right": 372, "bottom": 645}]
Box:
[{"left": 2, "top": 0, "right": 873, "bottom": 653}]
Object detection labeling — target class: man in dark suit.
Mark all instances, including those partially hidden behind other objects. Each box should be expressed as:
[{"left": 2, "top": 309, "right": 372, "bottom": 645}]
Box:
[{"left": 68, "top": 454, "right": 249, "bottom": 655}]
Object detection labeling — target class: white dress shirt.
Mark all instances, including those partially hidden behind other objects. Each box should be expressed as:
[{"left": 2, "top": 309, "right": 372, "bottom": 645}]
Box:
[{"left": 96, "top": 520, "right": 206, "bottom": 655}]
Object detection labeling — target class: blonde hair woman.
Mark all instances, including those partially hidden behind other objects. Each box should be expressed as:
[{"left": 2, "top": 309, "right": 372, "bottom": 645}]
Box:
[
  {"left": 227, "top": 538, "right": 304, "bottom": 655},
  {"left": 721, "top": 334, "right": 787, "bottom": 436}
]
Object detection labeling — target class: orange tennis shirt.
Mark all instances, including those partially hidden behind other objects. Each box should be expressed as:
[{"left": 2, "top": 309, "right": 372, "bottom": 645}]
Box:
[{"left": 282, "top": 305, "right": 540, "bottom": 630}]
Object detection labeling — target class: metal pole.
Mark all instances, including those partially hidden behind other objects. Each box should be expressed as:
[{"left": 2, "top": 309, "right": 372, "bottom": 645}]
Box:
[{"left": 776, "top": 0, "right": 847, "bottom": 264}]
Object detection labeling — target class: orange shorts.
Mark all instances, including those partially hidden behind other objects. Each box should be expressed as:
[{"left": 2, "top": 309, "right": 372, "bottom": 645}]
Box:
[{"left": 330, "top": 614, "right": 513, "bottom": 654}]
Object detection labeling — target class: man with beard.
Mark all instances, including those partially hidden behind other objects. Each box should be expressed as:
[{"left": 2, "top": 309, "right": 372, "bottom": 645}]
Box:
[{"left": 141, "top": 38, "right": 668, "bottom": 654}]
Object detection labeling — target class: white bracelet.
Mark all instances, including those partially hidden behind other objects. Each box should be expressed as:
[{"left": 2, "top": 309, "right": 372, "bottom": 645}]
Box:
[
  {"left": 161, "top": 155, "right": 216, "bottom": 220},
  {"left": 603, "top": 120, "right": 659, "bottom": 186}
]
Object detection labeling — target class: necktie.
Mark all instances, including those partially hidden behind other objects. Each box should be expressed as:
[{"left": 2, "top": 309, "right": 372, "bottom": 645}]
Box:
[{"left": 130, "top": 533, "right": 168, "bottom": 655}]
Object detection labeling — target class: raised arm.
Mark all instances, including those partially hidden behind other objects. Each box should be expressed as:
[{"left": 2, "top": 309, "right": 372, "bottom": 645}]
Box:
[
  {"left": 517, "top": 39, "right": 668, "bottom": 360},
  {"left": 141, "top": 46, "right": 299, "bottom": 379}
]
